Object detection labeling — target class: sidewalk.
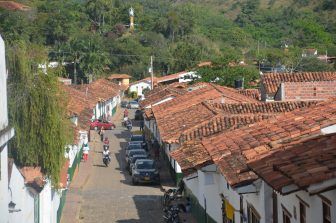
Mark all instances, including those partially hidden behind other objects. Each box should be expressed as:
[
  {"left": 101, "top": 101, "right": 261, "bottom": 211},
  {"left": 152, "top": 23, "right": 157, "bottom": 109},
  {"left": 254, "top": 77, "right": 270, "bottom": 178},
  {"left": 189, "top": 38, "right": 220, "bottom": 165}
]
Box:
[{"left": 61, "top": 108, "right": 123, "bottom": 223}]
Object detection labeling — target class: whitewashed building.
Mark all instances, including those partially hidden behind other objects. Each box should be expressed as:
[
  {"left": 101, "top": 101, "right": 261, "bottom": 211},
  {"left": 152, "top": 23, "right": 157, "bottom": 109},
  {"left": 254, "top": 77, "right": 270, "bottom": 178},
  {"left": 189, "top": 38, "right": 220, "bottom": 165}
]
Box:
[
  {"left": 129, "top": 79, "right": 152, "bottom": 97},
  {"left": 0, "top": 34, "right": 15, "bottom": 223}
]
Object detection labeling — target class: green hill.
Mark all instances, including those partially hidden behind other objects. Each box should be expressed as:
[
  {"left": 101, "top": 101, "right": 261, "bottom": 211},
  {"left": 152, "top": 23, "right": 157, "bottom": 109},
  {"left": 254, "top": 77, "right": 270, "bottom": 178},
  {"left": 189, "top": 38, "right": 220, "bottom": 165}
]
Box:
[{"left": 0, "top": 0, "right": 335, "bottom": 82}]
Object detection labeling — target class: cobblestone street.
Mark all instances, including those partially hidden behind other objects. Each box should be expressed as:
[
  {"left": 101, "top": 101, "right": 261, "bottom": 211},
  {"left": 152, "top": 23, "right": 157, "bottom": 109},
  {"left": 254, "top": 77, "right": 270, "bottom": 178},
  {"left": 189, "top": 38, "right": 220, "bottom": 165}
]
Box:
[{"left": 78, "top": 110, "right": 165, "bottom": 223}]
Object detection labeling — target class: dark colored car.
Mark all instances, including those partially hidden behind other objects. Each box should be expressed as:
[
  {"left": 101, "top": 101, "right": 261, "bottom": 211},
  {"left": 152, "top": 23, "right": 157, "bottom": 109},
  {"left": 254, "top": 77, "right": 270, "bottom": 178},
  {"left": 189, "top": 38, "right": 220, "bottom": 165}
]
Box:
[
  {"left": 131, "top": 159, "right": 160, "bottom": 185},
  {"left": 130, "top": 135, "right": 147, "bottom": 150},
  {"left": 131, "top": 135, "right": 145, "bottom": 142},
  {"left": 127, "top": 154, "right": 149, "bottom": 173},
  {"left": 128, "top": 141, "right": 148, "bottom": 151},
  {"left": 125, "top": 144, "right": 143, "bottom": 154},
  {"left": 121, "top": 101, "right": 129, "bottom": 108},
  {"left": 90, "top": 119, "right": 116, "bottom": 130},
  {"left": 125, "top": 149, "right": 147, "bottom": 164},
  {"left": 134, "top": 110, "right": 144, "bottom": 120}
]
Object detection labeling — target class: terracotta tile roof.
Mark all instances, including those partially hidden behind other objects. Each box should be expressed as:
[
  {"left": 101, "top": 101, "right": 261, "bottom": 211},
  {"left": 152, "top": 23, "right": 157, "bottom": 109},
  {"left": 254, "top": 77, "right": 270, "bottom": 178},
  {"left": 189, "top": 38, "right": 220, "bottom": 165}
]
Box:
[
  {"left": 208, "top": 101, "right": 318, "bottom": 115},
  {"left": 248, "top": 133, "right": 336, "bottom": 194},
  {"left": 197, "top": 61, "right": 212, "bottom": 67},
  {"left": 157, "top": 102, "right": 217, "bottom": 143},
  {"left": 140, "top": 83, "right": 188, "bottom": 108},
  {"left": 107, "top": 74, "right": 131, "bottom": 80},
  {"left": 0, "top": 1, "right": 30, "bottom": 11},
  {"left": 180, "top": 114, "right": 274, "bottom": 143},
  {"left": 261, "top": 72, "right": 336, "bottom": 95},
  {"left": 152, "top": 83, "right": 257, "bottom": 120},
  {"left": 19, "top": 166, "right": 45, "bottom": 191},
  {"left": 202, "top": 99, "right": 336, "bottom": 187},
  {"left": 59, "top": 159, "right": 69, "bottom": 189},
  {"left": 156, "top": 71, "right": 193, "bottom": 83},
  {"left": 74, "top": 78, "right": 121, "bottom": 101},
  {"left": 144, "top": 108, "right": 154, "bottom": 120},
  {"left": 179, "top": 101, "right": 317, "bottom": 142},
  {"left": 61, "top": 85, "right": 96, "bottom": 116},
  {"left": 237, "top": 89, "right": 261, "bottom": 100},
  {"left": 170, "top": 141, "right": 213, "bottom": 175},
  {"left": 77, "top": 108, "right": 93, "bottom": 130}
]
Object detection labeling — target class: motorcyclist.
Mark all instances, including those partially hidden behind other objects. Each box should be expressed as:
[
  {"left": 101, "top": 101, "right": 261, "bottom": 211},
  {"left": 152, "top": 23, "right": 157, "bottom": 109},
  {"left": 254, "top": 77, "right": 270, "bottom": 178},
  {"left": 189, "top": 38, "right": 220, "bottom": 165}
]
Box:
[
  {"left": 123, "top": 116, "right": 129, "bottom": 127},
  {"left": 102, "top": 145, "right": 111, "bottom": 162},
  {"left": 124, "top": 109, "right": 129, "bottom": 118},
  {"left": 126, "top": 119, "right": 132, "bottom": 131},
  {"left": 103, "top": 137, "right": 109, "bottom": 145}
]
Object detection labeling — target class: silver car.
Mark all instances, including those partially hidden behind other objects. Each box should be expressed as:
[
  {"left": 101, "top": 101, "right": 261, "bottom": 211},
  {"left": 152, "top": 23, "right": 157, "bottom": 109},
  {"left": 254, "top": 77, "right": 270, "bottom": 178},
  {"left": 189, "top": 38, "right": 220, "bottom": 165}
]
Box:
[{"left": 128, "top": 101, "right": 139, "bottom": 109}]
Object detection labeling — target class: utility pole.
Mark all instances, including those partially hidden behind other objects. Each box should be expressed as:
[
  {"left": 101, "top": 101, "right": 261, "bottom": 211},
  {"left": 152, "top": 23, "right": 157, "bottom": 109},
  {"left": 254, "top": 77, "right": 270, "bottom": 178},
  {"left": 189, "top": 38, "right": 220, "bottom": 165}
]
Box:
[{"left": 150, "top": 55, "right": 154, "bottom": 90}]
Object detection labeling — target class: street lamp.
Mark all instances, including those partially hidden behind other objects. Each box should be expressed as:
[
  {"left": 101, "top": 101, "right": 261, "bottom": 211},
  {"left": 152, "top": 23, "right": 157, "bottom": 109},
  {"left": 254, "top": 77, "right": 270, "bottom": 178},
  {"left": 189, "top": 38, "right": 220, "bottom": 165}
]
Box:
[{"left": 8, "top": 187, "right": 21, "bottom": 213}]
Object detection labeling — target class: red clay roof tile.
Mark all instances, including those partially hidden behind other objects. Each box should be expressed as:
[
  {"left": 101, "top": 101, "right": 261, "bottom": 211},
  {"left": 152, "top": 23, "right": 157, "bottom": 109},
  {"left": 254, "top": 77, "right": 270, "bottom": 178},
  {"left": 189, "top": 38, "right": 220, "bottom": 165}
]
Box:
[
  {"left": 248, "top": 133, "right": 336, "bottom": 193},
  {"left": 202, "top": 98, "right": 336, "bottom": 187},
  {"left": 261, "top": 72, "right": 336, "bottom": 95}
]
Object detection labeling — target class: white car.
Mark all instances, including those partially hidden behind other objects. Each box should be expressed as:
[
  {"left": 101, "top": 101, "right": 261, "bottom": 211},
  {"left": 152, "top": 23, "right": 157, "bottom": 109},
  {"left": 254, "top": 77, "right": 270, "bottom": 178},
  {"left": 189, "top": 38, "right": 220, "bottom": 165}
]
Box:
[{"left": 128, "top": 101, "right": 139, "bottom": 109}]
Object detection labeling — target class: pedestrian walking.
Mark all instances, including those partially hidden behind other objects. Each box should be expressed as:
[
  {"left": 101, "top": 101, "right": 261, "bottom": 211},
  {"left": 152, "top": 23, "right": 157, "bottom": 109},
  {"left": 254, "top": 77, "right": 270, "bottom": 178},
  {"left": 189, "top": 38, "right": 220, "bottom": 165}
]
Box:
[
  {"left": 140, "top": 120, "right": 144, "bottom": 131},
  {"left": 82, "top": 143, "right": 90, "bottom": 162},
  {"left": 100, "top": 126, "right": 105, "bottom": 142}
]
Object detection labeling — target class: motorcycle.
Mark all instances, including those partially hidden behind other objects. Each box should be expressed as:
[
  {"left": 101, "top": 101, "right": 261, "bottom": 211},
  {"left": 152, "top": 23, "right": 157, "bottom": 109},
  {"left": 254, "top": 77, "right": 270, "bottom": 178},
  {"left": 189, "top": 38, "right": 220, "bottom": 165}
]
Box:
[
  {"left": 126, "top": 121, "right": 132, "bottom": 131},
  {"left": 163, "top": 204, "right": 185, "bottom": 223},
  {"left": 103, "top": 154, "right": 110, "bottom": 167}
]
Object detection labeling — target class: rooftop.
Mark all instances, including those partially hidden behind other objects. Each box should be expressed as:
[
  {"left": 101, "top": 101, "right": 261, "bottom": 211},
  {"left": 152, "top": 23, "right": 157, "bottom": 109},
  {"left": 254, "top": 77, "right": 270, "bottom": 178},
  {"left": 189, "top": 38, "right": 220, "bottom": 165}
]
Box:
[
  {"left": 202, "top": 99, "right": 336, "bottom": 187},
  {"left": 0, "top": 1, "right": 30, "bottom": 11},
  {"left": 107, "top": 74, "right": 131, "bottom": 80},
  {"left": 237, "top": 89, "right": 261, "bottom": 101},
  {"left": 170, "top": 141, "right": 212, "bottom": 175},
  {"left": 248, "top": 133, "right": 336, "bottom": 194},
  {"left": 261, "top": 72, "right": 336, "bottom": 95}
]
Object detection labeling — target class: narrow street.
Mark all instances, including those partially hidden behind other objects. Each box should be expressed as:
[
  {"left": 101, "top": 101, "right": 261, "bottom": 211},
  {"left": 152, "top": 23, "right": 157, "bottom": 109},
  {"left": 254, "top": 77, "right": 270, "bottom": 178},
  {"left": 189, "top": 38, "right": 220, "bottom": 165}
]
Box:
[{"left": 78, "top": 110, "right": 165, "bottom": 223}]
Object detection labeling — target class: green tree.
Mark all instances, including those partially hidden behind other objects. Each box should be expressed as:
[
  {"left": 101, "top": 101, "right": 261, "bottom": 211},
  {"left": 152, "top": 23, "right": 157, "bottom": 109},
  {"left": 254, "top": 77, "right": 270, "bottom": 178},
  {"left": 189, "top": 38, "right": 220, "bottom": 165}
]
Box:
[{"left": 7, "top": 43, "right": 72, "bottom": 186}]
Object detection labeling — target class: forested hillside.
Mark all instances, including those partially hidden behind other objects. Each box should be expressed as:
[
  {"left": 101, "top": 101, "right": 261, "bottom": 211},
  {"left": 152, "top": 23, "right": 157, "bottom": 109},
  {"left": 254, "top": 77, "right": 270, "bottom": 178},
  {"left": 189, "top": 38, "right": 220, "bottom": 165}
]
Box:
[{"left": 1, "top": 0, "right": 335, "bottom": 83}]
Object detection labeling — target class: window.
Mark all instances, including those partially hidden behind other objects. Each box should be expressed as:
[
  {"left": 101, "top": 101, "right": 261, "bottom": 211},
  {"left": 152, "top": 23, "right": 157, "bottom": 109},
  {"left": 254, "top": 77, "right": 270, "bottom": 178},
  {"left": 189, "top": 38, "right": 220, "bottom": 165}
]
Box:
[
  {"left": 299, "top": 202, "right": 306, "bottom": 223},
  {"left": 247, "top": 204, "right": 260, "bottom": 223},
  {"left": 282, "top": 207, "right": 291, "bottom": 223},
  {"left": 322, "top": 201, "right": 331, "bottom": 223}
]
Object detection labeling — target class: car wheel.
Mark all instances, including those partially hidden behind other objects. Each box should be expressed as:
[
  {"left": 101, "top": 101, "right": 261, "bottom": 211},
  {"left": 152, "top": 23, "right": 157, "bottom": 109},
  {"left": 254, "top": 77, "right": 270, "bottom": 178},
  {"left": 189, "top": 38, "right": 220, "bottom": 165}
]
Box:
[{"left": 132, "top": 178, "right": 137, "bottom": 185}]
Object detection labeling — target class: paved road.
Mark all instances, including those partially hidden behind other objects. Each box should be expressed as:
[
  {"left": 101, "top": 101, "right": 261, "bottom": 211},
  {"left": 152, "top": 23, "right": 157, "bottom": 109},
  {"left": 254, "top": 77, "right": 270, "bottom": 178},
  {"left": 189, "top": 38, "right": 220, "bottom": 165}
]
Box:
[{"left": 78, "top": 110, "right": 165, "bottom": 223}]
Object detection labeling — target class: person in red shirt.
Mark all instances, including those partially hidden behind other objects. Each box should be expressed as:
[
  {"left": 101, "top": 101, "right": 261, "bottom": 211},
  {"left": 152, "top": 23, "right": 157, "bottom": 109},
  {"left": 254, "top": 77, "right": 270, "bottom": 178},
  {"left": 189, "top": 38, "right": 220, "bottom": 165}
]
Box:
[{"left": 124, "top": 109, "right": 128, "bottom": 118}]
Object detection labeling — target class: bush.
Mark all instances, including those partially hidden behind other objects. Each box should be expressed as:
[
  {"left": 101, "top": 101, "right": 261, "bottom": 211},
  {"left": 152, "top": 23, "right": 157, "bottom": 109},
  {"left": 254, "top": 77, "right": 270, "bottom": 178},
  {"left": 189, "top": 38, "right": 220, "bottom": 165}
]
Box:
[{"left": 129, "top": 91, "right": 138, "bottom": 99}]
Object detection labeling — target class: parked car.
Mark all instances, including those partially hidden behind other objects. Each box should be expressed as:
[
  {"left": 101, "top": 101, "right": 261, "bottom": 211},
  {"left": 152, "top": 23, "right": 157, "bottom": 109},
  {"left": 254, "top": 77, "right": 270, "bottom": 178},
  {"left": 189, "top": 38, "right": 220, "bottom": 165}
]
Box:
[
  {"left": 90, "top": 119, "right": 116, "bottom": 130},
  {"left": 134, "top": 109, "right": 144, "bottom": 120},
  {"left": 125, "top": 144, "right": 143, "bottom": 154},
  {"left": 130, "top": 134, "right": 145, "bottom": 142},
  {"left": 127, "top": 154, "right": 149, "bottom": 173},
  {"left": 121, "top": 101, "right": 129, "bottom": 108},
  {"left": 130, "top": 135, "right": 147, "bottom": 150},
  {"left": 127, "top": 101, "right": 139, "bottom": 109},
  {"left": 128, "top": 141, "right": 148, "bottom": 151},
  {"left": 125, "top": 149, "right": 147, "bottom": 164},
  {"left": 131, "top": 159, "right": 160, "bottom": 185}
]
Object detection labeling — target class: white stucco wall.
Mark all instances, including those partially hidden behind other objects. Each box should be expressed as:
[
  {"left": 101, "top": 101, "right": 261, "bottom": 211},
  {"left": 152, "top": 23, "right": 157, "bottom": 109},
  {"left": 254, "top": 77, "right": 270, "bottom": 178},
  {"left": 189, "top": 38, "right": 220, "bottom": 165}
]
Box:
[
  {"left": 0, "top": 35, "right": 8, "bottom": 130},
  {"left": 0, "top": 34, "right": 9, "bottom": 223},
  {"left": 0, "top": 146, "right": 9, "bottom": 223},
  {"left": 39, "top": 181, "right": 52, "bottom": 223},
  {"left": 8, "top": 163, "right": 35, "bottom": 223},
  {"left": 129, "top": 82, "right": 151, "bottom": 96},
  {"left": 277, "top": 189, "right": 336, "bottom": 223}
]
